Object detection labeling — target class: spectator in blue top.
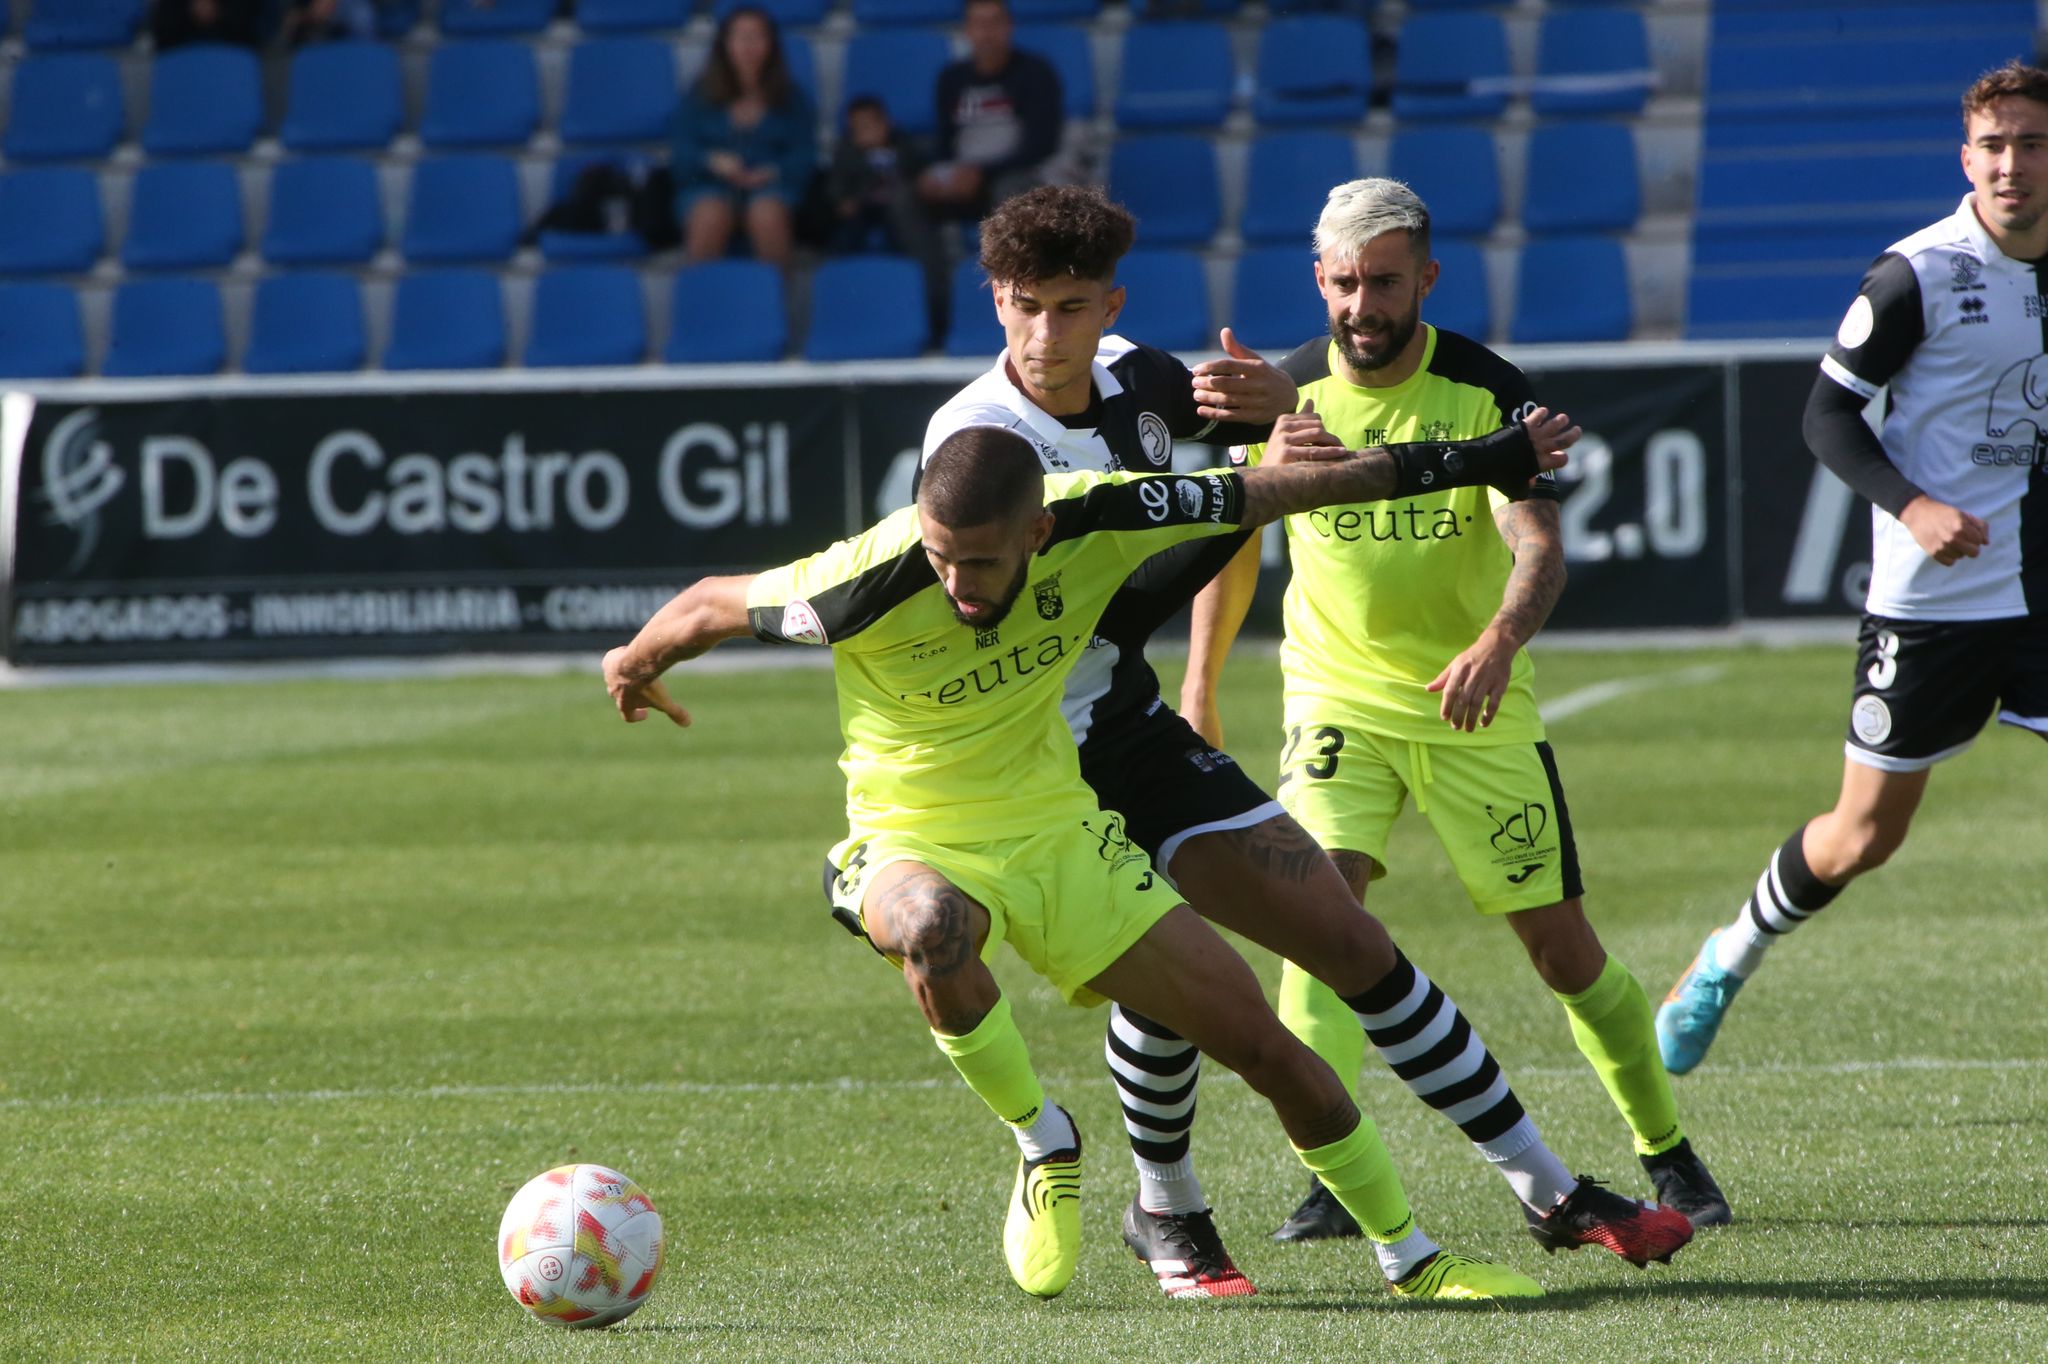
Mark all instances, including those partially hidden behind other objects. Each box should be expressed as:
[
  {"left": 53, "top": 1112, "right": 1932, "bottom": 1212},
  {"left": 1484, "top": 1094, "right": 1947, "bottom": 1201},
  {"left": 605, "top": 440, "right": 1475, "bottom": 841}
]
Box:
[{"left": 671, "top": 6, "right": 817, "bottom": 270}]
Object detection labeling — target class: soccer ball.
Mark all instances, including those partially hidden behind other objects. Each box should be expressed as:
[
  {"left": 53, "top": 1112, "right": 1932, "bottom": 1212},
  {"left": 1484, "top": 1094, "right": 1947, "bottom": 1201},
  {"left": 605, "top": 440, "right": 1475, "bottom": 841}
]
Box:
[{"left": 497, "top": 1163, "right": 666, "bottom": 1328}]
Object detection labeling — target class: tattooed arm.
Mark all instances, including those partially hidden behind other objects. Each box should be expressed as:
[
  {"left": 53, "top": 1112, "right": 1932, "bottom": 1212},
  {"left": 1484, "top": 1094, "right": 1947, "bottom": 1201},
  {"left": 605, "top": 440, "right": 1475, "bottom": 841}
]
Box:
[
  {"left": 1425, "top": 497, "right": 1567, "bottom": 733},
  {"left": 1236, "top": 408, "right": 1578, "bottom": 529}
]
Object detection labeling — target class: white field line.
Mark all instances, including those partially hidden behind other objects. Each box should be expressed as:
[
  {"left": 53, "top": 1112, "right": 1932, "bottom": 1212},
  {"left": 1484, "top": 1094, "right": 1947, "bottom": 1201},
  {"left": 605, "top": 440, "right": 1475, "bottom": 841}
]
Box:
[
  {"left": 1540, "top": 662, "right": 1727, "bottom": 723},
  {"left": 3, "top": 1055, "right": 2040, "bottom": 1116}
]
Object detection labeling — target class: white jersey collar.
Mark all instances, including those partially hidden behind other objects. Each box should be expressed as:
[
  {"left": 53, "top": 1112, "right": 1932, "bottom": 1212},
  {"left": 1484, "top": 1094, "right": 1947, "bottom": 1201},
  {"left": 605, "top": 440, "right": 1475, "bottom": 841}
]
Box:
[{"left": 978, "top": 344, "right": 1128, "bottom": 444}]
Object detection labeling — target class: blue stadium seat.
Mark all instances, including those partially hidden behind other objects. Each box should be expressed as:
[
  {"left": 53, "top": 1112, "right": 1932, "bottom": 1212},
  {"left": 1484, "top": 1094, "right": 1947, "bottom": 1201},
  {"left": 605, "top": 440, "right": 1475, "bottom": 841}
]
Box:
[
  {"left": 0, "top": 168, "right": 105, "bottom": 275},
  {"left": 1522, "top": 122, "right": 1638, "bottom": 235},
  {"left": 1115, "top": 23, "right": 1234, "bottom": 130},
  {"left": 1228, "top": 246, "right": 1323, "bottom": 354},
  {"left": 1685, "top": 263, "right": 1864, "bottom": 341},
  {"left": 1252, "top": 17, "right": 1371, "bottom": 126},
  {"left": 1012, "top": 0, "right": 1100, "bottom": 19},
  {"left": 1405, "top": 0, "right": 1503, "bottom": 6},
  {"left": 1511, "top": 236, "right": 1628, "bottom": 344},
  {"left": 263, "top": 157, "right": 385, "bottom": 266},
  {"left": 852, "top": 0, "right": 957, "bottom": 23},
  {"left": 841, "top": 29, "right": 953, "bottom": 138},
  {"left": 1388, "top": 126, "right": 1499, "bottom": 237},
  {"left": 1108, "top": 135, "right": 1219, "bottom": 248},
  {"left": 783, "top": 33, "right": 821, "bottom": 111},
  {"left": 539, "top": 156, "right": 651, "bottom": 261},
  {"left": 944, "top": 259, "right": 1003, "bottom": 359},
  {"left": 1706, "top": 29, "right": 2024, "bottom": 124},
  {"left": 438, "top": 0, "right": 554, "bottom": 35},
  {"left": 1111, "top": 250, "right": 1210, "bottom": 353},
  {"left": 4, "top": 53, "right": 125, "bottom": 163},
  {"left": 419, "top": 40, "right": 541, "bottom": 149},
  {"left": 560, "top": 38, "right": 681, "bottom": 145},
  {"left": 23, "top": 0, "right": 143, "bottom": 49},
  {"left": 143, "top": 45, "right": 264, "bottom": 157},
  {"left": 526, "top": 266, "right": 648, "bottom": 367},
  {"left": 666, "top": 261, "right": 788, "bottom": 362},
  {"left": 1694, "top": 148, "right": 1956, "bottom": 237},
  {"left": 1391, "top": 13, "right": 1509, "bottom": 121},
  {"left": 1015, "top": 24, "right": 1095, "bottom": 121},
  {"left": 0, "top": 283, "right": 86, "bottom": 379},
  {"left": 714, "top": 0, "right": 830, "bottom": 27},
  {"left": 1426, "top": 238, "right": 1491, "bottom": 342},
  {"left": 244, "top": 273, "right": 366, "bottom": 374},
  {"left": 805, "top": 257, "right": 928, "bottom": 361},
  {"left": 1241, "top": 131, "right": 1357, "bottom": 246},
  {"left": 102, "top": 277, "right": 225, "bottom": 377},
  {"left": 578, "top": 0, "right": 693, "bottom": 30},
  {"left": 402, "top": 156, "right": 524, "bottom": 263},
  {"left": 384, "top": 270, "right": 508, "bottom": 370},
  {"left": 1531, "top": 8, "right": 1653, "bottom": 117},
  {"left": 378, "top": 0, "right": 424, "bottom": 36},
  {"left": 121, "top": 161, "right": 243, "bottom": 271},
  {"left": 280, "top": 41, "right": 403, "bottom": 152}
]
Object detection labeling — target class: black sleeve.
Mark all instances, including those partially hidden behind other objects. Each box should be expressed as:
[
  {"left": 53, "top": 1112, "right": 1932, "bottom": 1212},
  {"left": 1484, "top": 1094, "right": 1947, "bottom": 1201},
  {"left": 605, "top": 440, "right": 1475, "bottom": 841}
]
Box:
[
  {"left": 1136, "top": 344, "right": 1275, "bottom": 447},
  {"left": 987, "top": 56, "right": 1063, "bottom": 175},
  {"left": 1821, "top": 252, "right": 1924, "bottom": 397},
  {"left": 1803, "top": 374, "right": 1924, "bottom": 517},
  {"left": 933, "top": 65, "right": 962, "bottom": 162},
  {"left": 1096, "top": 529, "right": 1257, "bottom": 646},
  {"left": 1806, "top": 252, "right": 1926, "bottom": 517}
]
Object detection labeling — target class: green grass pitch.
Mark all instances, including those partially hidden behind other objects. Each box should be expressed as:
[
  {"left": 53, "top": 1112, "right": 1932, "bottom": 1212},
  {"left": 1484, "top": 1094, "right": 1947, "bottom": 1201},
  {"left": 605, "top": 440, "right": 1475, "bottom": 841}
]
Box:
[{"left": 2, "top": 644, "right": 2043, "bottom": 1362}]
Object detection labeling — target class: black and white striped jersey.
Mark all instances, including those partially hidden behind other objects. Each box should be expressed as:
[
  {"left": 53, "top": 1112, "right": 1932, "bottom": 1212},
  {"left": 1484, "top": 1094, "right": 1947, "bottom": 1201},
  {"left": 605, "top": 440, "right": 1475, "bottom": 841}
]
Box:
[
  {"left": 922, "top": 335, "right": 1268, "bottom": 742},
  {"left": 1821, "top": 195, "right": 2048, "bottom": 620}
]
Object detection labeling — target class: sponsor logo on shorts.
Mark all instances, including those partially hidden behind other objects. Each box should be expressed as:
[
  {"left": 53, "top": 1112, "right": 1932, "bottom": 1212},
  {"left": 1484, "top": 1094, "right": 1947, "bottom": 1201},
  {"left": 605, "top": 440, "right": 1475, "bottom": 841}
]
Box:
[
  {"left": 782, "top": 598, "right": 826, "bottom": 644},
  {"left": 1486, "top": 800, "right": 1558, "bottom": 877},
  {"left": 1852, "top": 694, "right": 1893, "bottom": 745},
  {"left": 1083, "top": 813, "right": 1155, "bottom": 887},
  {"left": 1506, "top": 863, "right": 1544, "bottom": 885}
]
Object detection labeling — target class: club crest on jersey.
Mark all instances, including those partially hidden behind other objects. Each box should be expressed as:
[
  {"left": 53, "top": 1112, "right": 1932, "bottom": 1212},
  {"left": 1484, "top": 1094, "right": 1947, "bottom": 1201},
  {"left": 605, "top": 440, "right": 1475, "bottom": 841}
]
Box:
[
  {"left": 781, "top": 598, "right": 827, "bottom": 644},
  {"left": 1138, "top": 411, "right": 1173, "bottom": 466},
  {"left": 1421, "top": 419, "right": 1456, "bottom": 441},
  {"left": 1951, "top": 253, "right": 1986, "bottom": 291},
  {"left": 1032, "top": 572, "right": 1064, "bottom": 620}
]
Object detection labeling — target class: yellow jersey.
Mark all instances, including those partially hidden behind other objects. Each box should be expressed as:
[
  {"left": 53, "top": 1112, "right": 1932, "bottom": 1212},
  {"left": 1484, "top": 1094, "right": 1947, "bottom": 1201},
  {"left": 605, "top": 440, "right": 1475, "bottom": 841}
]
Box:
[{"left": 1241, "top": 326, "right": 1560, "bottom": 744}]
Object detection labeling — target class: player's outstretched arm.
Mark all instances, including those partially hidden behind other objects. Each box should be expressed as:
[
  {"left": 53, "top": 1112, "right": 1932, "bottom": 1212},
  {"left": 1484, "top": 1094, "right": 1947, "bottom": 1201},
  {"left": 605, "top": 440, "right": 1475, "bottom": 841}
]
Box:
[
  {"left": 602, "top": 574, "right": 757, "bottom": 727},
  {"left": 1237, "top": 408, "right": 1578, "bottom": 528}
]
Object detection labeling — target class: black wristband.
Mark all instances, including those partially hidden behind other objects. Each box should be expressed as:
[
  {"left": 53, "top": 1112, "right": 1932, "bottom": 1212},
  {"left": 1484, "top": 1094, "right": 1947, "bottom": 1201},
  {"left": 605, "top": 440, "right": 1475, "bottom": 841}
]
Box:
[{"left": 1385, "top": 423, "right": 1537, "bottom": 499}]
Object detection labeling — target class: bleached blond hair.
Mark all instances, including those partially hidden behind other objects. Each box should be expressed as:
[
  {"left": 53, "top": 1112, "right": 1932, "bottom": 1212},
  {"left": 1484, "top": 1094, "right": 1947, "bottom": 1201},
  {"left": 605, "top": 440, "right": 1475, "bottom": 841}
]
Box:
[{"left": 1313, "top": 178, "right": 1431, "bottom": 262}]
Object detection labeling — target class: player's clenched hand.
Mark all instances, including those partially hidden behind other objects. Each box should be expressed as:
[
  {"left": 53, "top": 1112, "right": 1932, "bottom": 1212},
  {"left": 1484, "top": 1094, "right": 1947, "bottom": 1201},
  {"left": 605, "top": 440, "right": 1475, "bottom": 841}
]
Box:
[
  {"left": 1191, "top": 328, "right": 1297, "bottom": 423},
  {"left": 1900, "top": 494, "right": 1990, "bottom": 566},
  {"left": 1427, "top": 629, "right": 1515, "bottom": 732},
  {"left": 1265, "top": 399, "right": 1347, "bottom": 465},
  {"left": 1521, "top": 407, "right": 1580, "bottom": 472},
  {"left": 604, "top": 646, "right": 692, "bottom": 727}
]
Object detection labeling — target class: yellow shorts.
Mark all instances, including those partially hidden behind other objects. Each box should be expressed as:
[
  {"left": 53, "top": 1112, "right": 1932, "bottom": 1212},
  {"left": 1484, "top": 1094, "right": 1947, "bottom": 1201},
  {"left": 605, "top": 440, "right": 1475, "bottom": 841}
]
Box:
[
  {"left": 1276, "top": 713, "right": 1584, "bottom": 915},
  {"left": 827, "top": 811, "right": 1180, "bottom": 1006}
]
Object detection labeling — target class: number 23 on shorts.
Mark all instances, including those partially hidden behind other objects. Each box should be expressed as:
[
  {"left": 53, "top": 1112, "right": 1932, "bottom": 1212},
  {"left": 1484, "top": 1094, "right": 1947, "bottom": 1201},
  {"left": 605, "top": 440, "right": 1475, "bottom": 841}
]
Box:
[{"left": 1282, "top": 723, "right": 1346, "bottom": 780}]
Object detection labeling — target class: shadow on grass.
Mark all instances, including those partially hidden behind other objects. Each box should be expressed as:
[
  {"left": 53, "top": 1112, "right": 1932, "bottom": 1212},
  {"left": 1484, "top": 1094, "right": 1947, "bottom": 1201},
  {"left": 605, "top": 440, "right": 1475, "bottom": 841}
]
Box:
[
  {"left": 1741, "top": 1215, "right": 2048, "bottom": 1232},
  {"left": 1239, "top": 1276, "right": 2048, "bottom": 1314}
]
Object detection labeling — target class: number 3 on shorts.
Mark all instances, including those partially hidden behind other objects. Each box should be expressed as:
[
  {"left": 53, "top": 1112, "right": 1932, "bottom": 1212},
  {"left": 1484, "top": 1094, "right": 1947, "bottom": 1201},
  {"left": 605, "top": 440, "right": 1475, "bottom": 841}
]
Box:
[{"left": 1283, "top": 724, "right": 1347, "bottom": 780}]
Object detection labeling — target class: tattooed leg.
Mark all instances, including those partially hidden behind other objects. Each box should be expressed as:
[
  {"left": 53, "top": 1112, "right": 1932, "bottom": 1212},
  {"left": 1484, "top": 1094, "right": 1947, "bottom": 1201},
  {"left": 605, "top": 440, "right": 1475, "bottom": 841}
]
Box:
[
  {"left": 860, "top": 860, "right": 999, "bottom": 1034},
  {"left": 1165, "top": 814, "right": 1398, "bottom": 996}
]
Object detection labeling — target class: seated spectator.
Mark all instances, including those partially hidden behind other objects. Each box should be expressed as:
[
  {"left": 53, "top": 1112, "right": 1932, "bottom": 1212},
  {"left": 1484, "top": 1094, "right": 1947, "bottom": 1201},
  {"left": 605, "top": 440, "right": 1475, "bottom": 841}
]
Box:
[
  {"left": 670, "top": 6, "right": 817, "bottom": 270},
  {"left": 153, "top": 0, "right": 264, "bottom": 49},
  {"left": 828, "top": 95, "right": 946, "bottom": 336},
  {"left": 918, "top": 0, "right": 1063, "bottom": 222}
]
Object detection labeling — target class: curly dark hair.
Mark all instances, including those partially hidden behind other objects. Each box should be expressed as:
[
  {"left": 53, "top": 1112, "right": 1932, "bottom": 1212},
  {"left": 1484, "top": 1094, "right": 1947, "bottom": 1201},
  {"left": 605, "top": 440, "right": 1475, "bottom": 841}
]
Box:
[
  {"left": 1963, "top": 59, "right": 2048, "bottom": 125},
  {"left": 978, "top": 186, "right": 1136, "bottom": 286}
]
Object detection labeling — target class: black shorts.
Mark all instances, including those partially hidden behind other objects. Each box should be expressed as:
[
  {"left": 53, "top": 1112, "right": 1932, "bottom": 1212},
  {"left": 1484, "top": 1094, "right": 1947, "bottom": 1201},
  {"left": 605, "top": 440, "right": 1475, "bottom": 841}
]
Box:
[
  {"left": 1846, "top": 613, "right": 2048, "bottom": 770},
  {"left": 1077, "top": 697, "right": 1284, "bottom": 870}
]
